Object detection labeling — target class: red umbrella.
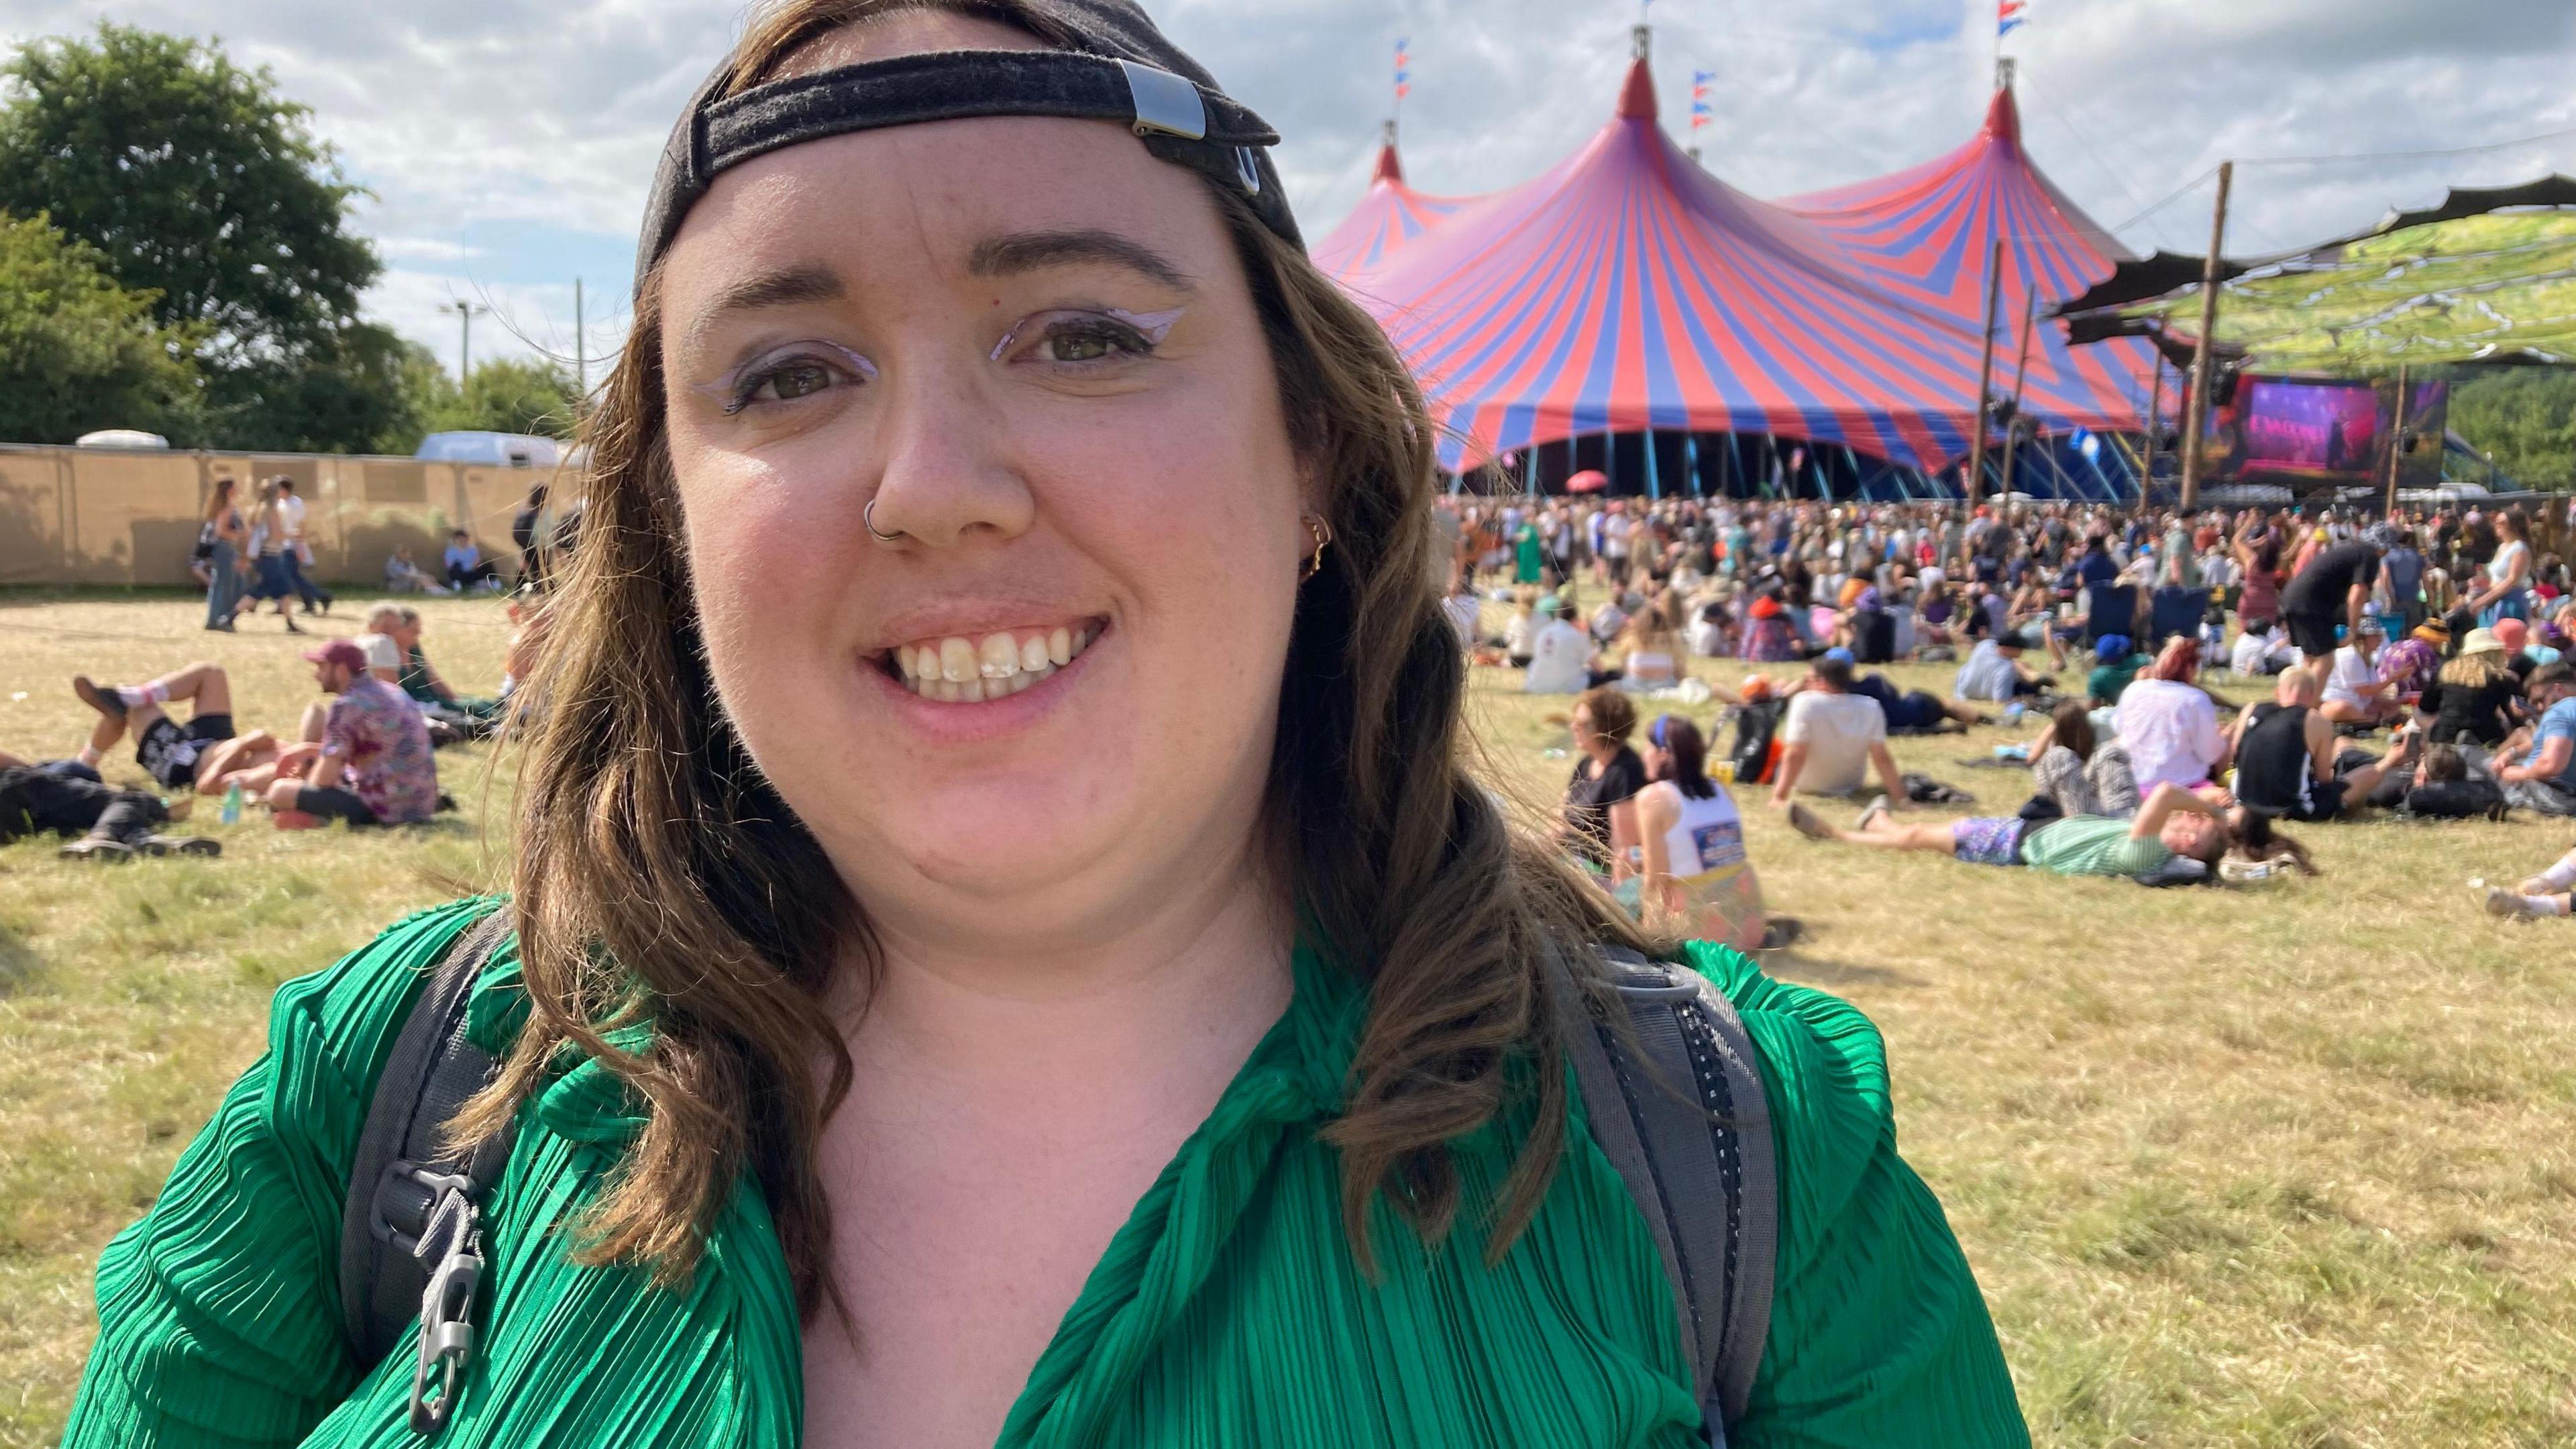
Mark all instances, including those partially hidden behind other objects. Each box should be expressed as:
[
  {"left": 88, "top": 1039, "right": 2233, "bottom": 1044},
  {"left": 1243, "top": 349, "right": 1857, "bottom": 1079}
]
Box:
[{"left": 1566, "top": 469, "right": 1609, "bottom": 494}]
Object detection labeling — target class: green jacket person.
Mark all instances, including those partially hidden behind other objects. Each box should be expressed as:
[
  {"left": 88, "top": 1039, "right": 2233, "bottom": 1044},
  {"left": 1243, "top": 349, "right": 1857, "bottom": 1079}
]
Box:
[{"left": 66, "top": 3, "right": 2029, "bottom": 1445}]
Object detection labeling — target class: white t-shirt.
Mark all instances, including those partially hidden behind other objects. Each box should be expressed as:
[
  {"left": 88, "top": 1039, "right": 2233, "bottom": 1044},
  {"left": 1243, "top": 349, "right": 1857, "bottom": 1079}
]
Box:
[
  {"left": 1602, "top": 515, "right": 1631, "bottom": 559},
  {"left": 2112, "top": 678, "right": 2224, "bottom": 796},
  {"left": 1781, "top": 690, "right": 1886, "bottom": 796},
  {"left": 2322, "top": 645, "right": 2377, "bottom": 708},
  {"left": 1523, "top": 619, "right": 1592, "bottom": 694},
  {"left": 277, "top": 492, "right": 307, "bottom": 541}
]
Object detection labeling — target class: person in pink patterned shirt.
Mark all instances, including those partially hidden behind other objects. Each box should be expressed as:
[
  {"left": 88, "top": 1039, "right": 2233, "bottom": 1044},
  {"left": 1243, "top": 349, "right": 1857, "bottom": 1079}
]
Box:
[{"left": 264, "top": 639, "right": 439, "bottom": 828}]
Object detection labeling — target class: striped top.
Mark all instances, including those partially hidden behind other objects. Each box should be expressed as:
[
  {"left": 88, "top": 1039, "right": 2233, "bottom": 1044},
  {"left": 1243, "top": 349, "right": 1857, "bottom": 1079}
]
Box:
[{"left": 64, "top": 898, "right": 2029, "bottom": 1448}]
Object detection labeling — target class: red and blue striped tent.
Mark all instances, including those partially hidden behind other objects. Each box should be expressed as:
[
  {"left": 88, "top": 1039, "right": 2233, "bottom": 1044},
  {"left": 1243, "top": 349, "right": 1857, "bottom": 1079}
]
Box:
[
  {"left": 1782, "top": 86, "right": 2160, "bottom": 436},
  {"left": 1337, "top": 57, "right": 2130, "bottom": 477},
  {"left": 1311, "top": 138, "right": 1483, "bottom": 280}
]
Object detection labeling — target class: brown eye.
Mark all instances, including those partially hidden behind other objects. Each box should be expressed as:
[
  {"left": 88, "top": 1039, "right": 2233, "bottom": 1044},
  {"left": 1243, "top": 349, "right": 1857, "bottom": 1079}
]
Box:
[{"left": 767, "top": 362, "right": 835, "bottom": 400}]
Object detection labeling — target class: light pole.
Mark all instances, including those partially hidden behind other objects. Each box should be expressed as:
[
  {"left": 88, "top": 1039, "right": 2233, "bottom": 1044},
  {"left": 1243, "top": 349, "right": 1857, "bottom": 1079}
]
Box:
[{"left": 441, "top": 299, "right": 491, "bottom": 383}]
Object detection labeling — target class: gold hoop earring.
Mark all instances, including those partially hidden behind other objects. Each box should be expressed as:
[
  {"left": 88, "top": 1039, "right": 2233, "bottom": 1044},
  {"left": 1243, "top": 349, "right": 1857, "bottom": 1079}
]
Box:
[{"left": 1299, "top": 513, "right": 1334, "bottom": 583}]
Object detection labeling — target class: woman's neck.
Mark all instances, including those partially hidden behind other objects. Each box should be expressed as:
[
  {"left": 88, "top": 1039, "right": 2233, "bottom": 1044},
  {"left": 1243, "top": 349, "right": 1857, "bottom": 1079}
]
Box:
[{"left": 841, "top": 842, "right": 1296, "bottom": 1106}]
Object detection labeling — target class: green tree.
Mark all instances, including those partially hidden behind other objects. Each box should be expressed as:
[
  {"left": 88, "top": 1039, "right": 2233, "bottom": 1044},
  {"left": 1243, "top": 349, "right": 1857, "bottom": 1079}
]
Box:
[
  {"left": 426, "top": 357, "right": 584, "bottom": 439},
  {"left": 2447, "top": 370, "right": 2576, "bottom": 490},
  {"left": 0, "top": 212, "right": 197, "bottom": 443},
  {"left": 0, "top": 24, "right": 386, "bottom": 449}
]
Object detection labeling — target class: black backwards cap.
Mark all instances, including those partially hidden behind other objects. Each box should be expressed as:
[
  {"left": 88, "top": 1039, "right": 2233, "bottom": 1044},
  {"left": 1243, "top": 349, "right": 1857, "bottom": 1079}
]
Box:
[{"left": 638, "top": 0, "right": 1301, "bottom": 290}]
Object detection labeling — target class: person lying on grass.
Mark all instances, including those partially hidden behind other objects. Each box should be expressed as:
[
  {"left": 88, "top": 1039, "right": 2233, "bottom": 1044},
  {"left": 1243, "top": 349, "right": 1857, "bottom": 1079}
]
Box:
[
  {"left": 0, "top": 752, "right": 216, "bottom": 861},
  {"left": 262, "top": 639, "right": 439, "bottom": 830},
  {"left": 1787, "top": 780, "right": 2230, "bottom": 879},
  {"left": 68, "top": 663, "right": 286, "bottom": 797}
]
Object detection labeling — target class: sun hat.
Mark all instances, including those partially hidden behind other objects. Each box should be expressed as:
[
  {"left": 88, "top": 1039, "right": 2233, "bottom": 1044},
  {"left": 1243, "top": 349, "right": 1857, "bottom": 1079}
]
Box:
[
  {"left": 2414, "top": 618, "right": 2451, "bottom": 645},
  {"left": 2492, "top": 617, "right": 2529, "bottom": 653},
  {"left": 2094, "top": 634, "right": 2131, "bottom": 662},
  {"left": 1739, "top": 675, "right": 1775, "bottom": 702},
  {"left": 638, "top": 0, "right": 1299, "bottom": 282},
  {"left": 2355, "top": 616, "right": 2385, "bottom": 639},
  {"left": 302, "top": 639, "right": 370, "bottom": 672},
  {"left": 353, "top": 633, "right": 404, "bottom": 672},
  {"left": 2460, "top": 627, "right": 2506, "bottom": 657}
]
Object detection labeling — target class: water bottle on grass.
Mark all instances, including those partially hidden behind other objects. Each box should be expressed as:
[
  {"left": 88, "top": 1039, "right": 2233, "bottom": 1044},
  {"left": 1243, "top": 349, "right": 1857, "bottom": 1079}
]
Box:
[{"left": 220, "top": 783, "right": 243, "bottom": 826}]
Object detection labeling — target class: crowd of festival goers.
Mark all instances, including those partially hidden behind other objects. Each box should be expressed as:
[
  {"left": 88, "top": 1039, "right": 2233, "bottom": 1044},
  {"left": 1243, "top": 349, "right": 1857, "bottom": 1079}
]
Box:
[
  {"left": 1447, "top": 493, "right": 2576, "bottom": 932},
  {"left": 1, "top": 482, "right": 565, "bottom": 859},
  {"left": 12, "top": 484, "right": 2575, "bottom": 928}
]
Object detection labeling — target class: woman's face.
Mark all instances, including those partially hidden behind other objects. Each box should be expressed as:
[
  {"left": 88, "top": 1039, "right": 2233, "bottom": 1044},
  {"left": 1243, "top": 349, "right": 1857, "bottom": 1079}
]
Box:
[{"left": 658, "top": 13, "right": 1309, "bottom": 949}]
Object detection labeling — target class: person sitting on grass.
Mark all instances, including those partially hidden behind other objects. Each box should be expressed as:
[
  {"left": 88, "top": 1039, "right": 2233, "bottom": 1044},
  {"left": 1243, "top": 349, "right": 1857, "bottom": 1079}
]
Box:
[
  {"left": 2316, "top": 619, "right": 2404, "bottom": 729},
  {"left": 2416, "top": 629, "right": 2524, "bottom": 755},
  {"left": 66, "top": 663, "right": 287, "bottom": 798},
  {"left": 368, "top": 604, "right": 503, "bottom": 737},
  {"left": 443, "top": 529, "right": 504, "bottom": 592},
  {"left": 261, "top": 639, "right": 439, "bottom": 830},
  {"left": 2375, "top": 619, "right": 2445, "bottom": 710},
  {"left": 1952, "top": 633, "right": 2048, "bottom": 706},
  {"left": 384, "top": 545, "right": 452, "bottom": 596},
  {"left": 1553, "top": 686, "right": 1646, "bottom": 873},
  {"left": 1786, "top": 780, "right": 2230, "bottom": 879},
  {"left": 1608, "top": 714, "right": 1766, "bottom": 955},
  {"left": 2475, "top": 839, "right": 2576, "bottom": 920},
  {"left": 2113, "top": 637, "right": 2229, "bottom": 802},
  {"left": 2492, "top": 661, "right": 2576, "bottom": 818},
  {"left": 2085, "top": 634, "right": 2149, "bottom": 707},
  {"left": 2227, "top": 666, "right": 2400, "bottom": 824},
  {"left": 1768, "top": 651, "right": 1907, "bottom": 809},
  {"left": 2027, "top": 699, "right": 2107, "bottom": 818}
]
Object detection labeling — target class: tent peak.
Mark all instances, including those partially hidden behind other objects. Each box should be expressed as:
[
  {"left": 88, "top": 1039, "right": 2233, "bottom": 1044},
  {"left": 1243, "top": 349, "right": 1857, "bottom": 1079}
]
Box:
[
  {"left": 1617, "top": 26, "right": 1657, "bottom": 121},
  {"left": 1373, "top": 119, "right": 1404, "bottom": 183},
  {"left": 1983, "top": 83, "right": 2021, "bottom": 148}
]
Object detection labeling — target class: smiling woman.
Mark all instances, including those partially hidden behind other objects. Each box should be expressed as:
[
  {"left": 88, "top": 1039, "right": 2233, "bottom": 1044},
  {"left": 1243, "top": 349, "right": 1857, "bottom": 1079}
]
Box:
[{"left": 62, "top": 3, "right": 2027, "bottom": 1448}]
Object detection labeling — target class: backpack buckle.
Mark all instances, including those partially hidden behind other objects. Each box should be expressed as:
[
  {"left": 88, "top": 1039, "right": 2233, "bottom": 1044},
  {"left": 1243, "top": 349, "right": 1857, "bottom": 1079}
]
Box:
[
  {"left": 408, "top": 1191, "right": 486, "bottom": 1434},
  {"left": 372, "top": 1159, "right": 472, "bottom": 1256}
]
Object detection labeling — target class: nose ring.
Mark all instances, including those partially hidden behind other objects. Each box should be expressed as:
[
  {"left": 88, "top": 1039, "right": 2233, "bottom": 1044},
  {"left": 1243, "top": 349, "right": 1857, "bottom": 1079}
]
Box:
[{"left": 865, "top": 498, "right": 904, "bottom": 545}]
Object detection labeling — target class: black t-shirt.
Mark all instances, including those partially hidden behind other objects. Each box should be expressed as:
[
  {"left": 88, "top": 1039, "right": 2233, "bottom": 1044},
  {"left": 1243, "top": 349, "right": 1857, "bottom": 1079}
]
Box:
[
  {"left": 1564, "top": 746, "right": 1648, "bottom": 867},
  {"left": 2279, "top": 543, "right": 2379, "bottom": 618},
  {"left": 2233, "top": 702, "right": 2316, "bottom": 816},
  {"left": 2418, "top": 675, "right": 2520, "bottom": 747}
]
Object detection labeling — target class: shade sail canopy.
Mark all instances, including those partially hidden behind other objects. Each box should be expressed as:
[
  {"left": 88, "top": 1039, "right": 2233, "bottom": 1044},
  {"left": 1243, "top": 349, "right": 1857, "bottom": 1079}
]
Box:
[
  {"left": 1340, "top": 57, "right": 2131, "bottom": 474},
  {"left": 1782, "top": 86, "right": 2156, "bottom": 433},
  {"left": 1310, "top": 139, "right": 1484, "bottom": 280}
]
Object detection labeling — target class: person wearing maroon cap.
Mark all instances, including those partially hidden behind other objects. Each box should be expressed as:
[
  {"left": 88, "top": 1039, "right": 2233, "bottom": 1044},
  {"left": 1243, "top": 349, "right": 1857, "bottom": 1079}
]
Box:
[{"left": 261, "top": 638, "right": 438, "bottom": 828}]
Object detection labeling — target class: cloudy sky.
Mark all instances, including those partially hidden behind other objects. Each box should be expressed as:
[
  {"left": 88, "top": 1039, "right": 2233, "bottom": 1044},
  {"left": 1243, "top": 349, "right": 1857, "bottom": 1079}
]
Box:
[{"left": 5, "top": 0, "right": 2571, "bottom": 379}]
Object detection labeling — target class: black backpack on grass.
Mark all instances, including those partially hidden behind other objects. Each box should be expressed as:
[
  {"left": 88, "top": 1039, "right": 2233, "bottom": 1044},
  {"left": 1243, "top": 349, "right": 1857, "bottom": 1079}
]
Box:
[{"left": 341, "top": 918, "right": 1779, "bottom": 1446}]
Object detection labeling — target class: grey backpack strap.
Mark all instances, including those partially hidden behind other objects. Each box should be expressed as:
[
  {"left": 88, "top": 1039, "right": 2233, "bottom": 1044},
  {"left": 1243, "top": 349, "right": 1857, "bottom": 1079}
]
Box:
[
  {"left": 337, "top": 908, "right": 518, "bottom": 1435},
  {"left": 1549, "top": 945, "right": 1778, "bottom": 1443}
]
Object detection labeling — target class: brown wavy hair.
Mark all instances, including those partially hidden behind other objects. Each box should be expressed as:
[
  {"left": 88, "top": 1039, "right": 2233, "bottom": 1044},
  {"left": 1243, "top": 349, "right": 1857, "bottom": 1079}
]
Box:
[{"left": 459, "top": 0, "right": 1646, "bottom": 1314}]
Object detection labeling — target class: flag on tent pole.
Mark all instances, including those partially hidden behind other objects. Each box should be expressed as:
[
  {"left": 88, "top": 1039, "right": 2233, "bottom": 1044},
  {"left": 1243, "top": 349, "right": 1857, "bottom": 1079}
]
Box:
[
  {"left": 1689, "top": 70, "right": 1713, "bottom": 138},
  {"left": 1393, "top": 38, "right": 1410, "bottom": 107},
  {"left": 1996, "top": 0, "right": 2026, "bottom": 38}
]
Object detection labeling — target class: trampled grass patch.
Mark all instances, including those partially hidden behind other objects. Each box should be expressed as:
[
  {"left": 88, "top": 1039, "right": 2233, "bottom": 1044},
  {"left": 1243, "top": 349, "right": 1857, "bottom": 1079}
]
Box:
[{"left": 3, "top": 588, "right": 2571, "bottom": 1446}]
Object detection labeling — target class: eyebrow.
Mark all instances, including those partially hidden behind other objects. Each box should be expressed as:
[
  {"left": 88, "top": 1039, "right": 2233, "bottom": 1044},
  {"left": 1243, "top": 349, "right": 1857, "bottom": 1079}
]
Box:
[
  {"left": 967, "top": 229, "right": 1195, "bottom": 291},
  {"left": 682, "top": 262, "right": 845, "bottom": 351}
]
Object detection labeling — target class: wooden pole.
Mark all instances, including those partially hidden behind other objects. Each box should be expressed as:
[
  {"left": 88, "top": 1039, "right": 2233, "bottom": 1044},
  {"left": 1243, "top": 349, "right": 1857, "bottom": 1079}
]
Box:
[
  {"left": 1967, "top": 235, "right": 2005, "bottom": 507},
  {"left": 2141, "top": 362, "right": 2165, "bottom": 492},
  {"left": 2000, "top": 290, "right": 2037, "bottom": 496},
  {"left": 2177, "top": 160, "right": 2233, "bottom": 514},
  {"left": 2384, "top": 363, "right": 2410, "bottom": 517}
]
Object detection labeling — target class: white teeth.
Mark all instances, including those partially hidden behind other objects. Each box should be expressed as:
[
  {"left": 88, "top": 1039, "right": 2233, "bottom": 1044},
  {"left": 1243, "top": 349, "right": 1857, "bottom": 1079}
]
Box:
[{"left": 896, "top": 626, "right": 1091, "bottom": 702}]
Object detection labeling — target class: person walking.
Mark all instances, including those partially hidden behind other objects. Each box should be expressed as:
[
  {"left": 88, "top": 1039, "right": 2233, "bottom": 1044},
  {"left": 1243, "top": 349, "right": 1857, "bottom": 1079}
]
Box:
[
  {"left": 272, "top": 477, "right": 335, "bottom": 615},
  {"left": 234, "top": 479, "right": 306, "bottom": 634},
  {"left": 199, "top": 478, "right": 249, "bottom": 632}
]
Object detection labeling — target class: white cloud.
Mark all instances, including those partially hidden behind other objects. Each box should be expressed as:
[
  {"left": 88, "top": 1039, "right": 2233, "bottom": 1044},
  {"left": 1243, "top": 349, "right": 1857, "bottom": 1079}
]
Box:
[{"left": 4, "top": 0, "right": 2571, "bottom": 368}]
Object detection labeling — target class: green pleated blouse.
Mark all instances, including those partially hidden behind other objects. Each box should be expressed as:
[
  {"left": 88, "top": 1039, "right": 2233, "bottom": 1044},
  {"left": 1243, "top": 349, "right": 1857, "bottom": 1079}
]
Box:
[{"left": 64, "top": 898, "right": 2028, "bottom": 1448}]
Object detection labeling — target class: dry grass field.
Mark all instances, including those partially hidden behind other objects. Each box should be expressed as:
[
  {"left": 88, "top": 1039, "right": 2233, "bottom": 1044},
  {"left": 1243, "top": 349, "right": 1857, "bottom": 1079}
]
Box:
[{"left": 2, "top": 587, "right": 2571, "bottom": 1447}]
